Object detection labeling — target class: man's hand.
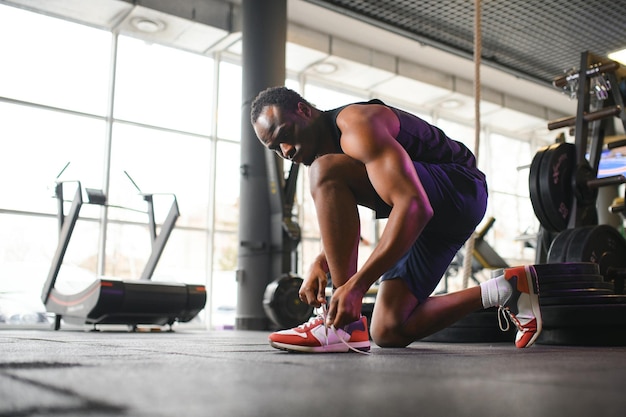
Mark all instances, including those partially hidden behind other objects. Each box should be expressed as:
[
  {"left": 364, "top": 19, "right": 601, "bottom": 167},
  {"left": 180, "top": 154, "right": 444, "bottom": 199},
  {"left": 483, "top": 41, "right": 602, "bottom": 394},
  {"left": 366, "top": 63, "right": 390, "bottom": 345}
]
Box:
[
  {"left": 299, "top": 257, "right": 328, "bottom": 307},
  {"left": 326, "top": 282, "right": 364, "bottom": 329}
]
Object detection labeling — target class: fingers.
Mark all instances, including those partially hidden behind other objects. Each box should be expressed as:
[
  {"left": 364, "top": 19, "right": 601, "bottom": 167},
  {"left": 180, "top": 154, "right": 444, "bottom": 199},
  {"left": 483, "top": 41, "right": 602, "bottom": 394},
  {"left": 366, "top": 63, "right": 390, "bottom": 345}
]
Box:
[
  {"left": 299, "top": 270, "right": 328, "bottom": 307},
  {"left": 317, "top": 283, "right": 327, "bottom": 305},
  {"left": 299, "top": 286, "right": 322, "bottom": 307},
  {"left": 325, "top": 286, "right": 362, "bottom": 328}
]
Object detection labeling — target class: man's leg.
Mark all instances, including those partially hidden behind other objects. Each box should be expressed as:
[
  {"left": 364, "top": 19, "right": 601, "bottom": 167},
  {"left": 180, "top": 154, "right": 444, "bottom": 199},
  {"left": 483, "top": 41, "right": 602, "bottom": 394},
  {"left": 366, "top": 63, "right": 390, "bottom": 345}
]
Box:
[
  {"left": 308, "top": 154, "right": 379, "bottom": 287},
  {"left": 371, "top": 279, "right": 482, "bottom": 347}
]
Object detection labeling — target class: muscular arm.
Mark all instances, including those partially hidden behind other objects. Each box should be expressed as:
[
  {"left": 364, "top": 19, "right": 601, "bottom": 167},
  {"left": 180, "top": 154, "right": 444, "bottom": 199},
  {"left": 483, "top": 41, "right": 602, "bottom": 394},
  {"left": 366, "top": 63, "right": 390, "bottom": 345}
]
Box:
[{"left": 328, "top": 104, "right": 434, "bottom": 326}]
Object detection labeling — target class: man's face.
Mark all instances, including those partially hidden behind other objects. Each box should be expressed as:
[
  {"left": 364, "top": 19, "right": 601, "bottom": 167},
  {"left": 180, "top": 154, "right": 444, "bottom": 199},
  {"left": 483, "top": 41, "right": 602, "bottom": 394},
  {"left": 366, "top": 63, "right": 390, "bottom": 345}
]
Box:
[{"left": 253, "top": 103, "right": 317, "bottom": 166}]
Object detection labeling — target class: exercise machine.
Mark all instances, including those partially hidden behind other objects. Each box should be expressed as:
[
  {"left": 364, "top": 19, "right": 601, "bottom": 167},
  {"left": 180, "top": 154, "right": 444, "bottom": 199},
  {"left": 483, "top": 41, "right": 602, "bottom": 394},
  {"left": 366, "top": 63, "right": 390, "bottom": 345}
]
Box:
[{"left": 41, "top": 180, "right": 206, "bottom": 330}]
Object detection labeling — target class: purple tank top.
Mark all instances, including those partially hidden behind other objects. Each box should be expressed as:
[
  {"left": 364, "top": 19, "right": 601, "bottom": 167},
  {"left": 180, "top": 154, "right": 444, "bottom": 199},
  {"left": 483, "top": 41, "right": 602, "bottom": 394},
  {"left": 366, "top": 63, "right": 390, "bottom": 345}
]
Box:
[{"left": 323, "top": 99, "right": 478, "bottom": 169}]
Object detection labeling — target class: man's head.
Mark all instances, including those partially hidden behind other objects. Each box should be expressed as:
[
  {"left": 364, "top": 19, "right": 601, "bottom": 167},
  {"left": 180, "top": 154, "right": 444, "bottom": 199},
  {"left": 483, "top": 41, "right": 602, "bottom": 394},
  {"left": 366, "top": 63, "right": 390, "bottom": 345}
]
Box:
[
  {"left": 250, "top": 86, "right": 311, "bottom": 126},
  {"left": 250, "top": 86, "right": 323, "bottom": 166}
]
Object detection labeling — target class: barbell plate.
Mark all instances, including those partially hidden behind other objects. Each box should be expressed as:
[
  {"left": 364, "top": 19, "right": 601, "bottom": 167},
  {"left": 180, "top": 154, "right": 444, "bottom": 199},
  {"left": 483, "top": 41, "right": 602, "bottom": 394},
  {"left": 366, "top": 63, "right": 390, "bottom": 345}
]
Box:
[
  {"left": 538, "top": 142, "right": 576, "bottom": 232},
  {"left": 538, "top": 273, "right": 604, "bottom": 284},
  {"left": 539, "top": 294, "right": 626, "bottom": 306},
  {"left": 529, "top": 145, "right": 559, "bottom": 231},
  {"left": 537, "top": 327, "right": 626, "bottom": 346},
  {"left": 546, "top": 228, "right": 578, "bottom": 263},
  {"left": 540, "top": 288, "right": 614, "bottom": 298},
  {"left": 263, "top": 274, "right": 313, "bottom": 329},
  {"left": 541, "top": 303, "right": 626, "bottom": 328},
  {"left": 540, "top": 280, "right": 614, "bottom": 291},
  {"left": 533, "top": 262, "right": 599, "bottom": 277},
  {"left": 565, "top": 225, "right": 626, "bottom": 277}
]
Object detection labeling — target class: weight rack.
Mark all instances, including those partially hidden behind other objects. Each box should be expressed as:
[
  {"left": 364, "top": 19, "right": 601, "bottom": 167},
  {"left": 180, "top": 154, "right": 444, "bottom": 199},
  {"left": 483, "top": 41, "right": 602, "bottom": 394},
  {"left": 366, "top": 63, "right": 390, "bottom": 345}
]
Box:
[{"left": 530, "top": 51, "right": 626, "bottom": 261}]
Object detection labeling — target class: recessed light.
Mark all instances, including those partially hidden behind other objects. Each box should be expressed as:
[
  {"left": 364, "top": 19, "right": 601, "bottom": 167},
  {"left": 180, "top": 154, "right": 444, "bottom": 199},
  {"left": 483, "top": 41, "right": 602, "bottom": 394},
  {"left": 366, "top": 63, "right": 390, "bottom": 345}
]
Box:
[
  {"left": 131, "top": 17, "right": 165, "bottom": 33},
  {"left": 608, "top": 48, "right": 626, "bottom": 65},
  {"left": 439, "top": 98, "right": 463, "bottom": 109},
  {"left": 313, "top": 62, "right": 338, "bottom": 74}
]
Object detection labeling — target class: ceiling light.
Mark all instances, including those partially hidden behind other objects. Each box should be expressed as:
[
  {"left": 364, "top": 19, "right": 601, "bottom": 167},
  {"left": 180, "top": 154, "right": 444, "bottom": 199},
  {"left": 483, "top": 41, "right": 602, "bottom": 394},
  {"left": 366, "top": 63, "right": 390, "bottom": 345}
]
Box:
[
  {"left": 131, "top": 17, "right": 165, "bottom": 33},
  {"left": 608, "top": 48, "right": 626, "bottom": 65},
  {"left": 313, "top": 62, "right": 338, "bottom": 74},
  {"left": 439, "top": 98, "right": 463, "bottom": 109}
]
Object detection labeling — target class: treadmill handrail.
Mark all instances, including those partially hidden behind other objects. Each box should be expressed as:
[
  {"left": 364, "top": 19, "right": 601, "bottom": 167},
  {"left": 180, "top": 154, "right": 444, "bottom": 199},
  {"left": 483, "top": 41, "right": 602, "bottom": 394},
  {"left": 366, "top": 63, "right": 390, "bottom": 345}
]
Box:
[
  {"left": 41, "top": 182, "right": 83, "bottom": 304},
  {"left": 139, "top": 195, "right": 180, "bottom": 280}
]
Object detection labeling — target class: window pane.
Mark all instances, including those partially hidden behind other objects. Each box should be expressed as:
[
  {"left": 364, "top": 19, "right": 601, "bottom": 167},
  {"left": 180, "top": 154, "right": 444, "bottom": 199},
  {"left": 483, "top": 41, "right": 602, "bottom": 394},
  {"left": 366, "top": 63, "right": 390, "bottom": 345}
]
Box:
[
  {"left": 211, "top": 232, "right": 238, "bottom": 328},
  {"left": 0, "top": 102, "right": 105, "bottom": 214},
  {"left": 0, "top": 214, "right": 63, "bottom": 326},
  {"left": 216, "top": 62, "right": 242, "bottom": 141},
  {"left": 104, "top": 224, "right": 208, "bottom": 284},
  {"left": 303, "top": 83, "right": 366, "bottom": 109},
  {"left": 214, "top": 141, "right": 240, "bottom": 231},
  {"left": 114, "top": 36, "right": 214, "bottom": 135},
  {"left": 0, "top": 5, "right": 110, "bottom": 115},
  {"left": 488, "top": 133, "right": 533, "bottom": 195},
  {"left": 108, "top": 123, "right": 212, "bottom": 229}
]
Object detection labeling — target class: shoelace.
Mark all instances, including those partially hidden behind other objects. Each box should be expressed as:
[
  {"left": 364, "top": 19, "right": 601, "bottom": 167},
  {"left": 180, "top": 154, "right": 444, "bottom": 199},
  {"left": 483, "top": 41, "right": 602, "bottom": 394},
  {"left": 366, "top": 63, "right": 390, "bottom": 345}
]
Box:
[
  {"left": 497, "top": 306, "right": 510, "bottom": 332},
  {"left": 319, "top": 304, "right": 370, "bottom": 355},
  {"left": 498, "top": 306, "right": 525, "bottom": 333}
]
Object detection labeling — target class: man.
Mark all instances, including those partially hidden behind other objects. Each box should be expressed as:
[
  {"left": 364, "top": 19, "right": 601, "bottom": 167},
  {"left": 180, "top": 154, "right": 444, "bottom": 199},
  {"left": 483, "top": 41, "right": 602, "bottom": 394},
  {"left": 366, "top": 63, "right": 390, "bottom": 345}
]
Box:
[{"left": 250, "top": 86, "right": 541, "bottom": 352}]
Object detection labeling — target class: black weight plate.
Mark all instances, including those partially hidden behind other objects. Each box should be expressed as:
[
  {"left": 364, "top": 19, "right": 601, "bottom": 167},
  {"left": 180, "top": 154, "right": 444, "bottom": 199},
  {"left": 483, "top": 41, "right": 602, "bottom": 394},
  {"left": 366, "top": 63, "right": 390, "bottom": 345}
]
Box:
[
  {"left": 565, "top": 225, "right": 626, "bottom": 278},
  {"left": 538, "top": 142, "right": 576, "bottom": 232},
  {"left": 529, "top": 146, "right": 558, "bottom": 231},
  {"left": 539, "top": 294, "right": 626, "bottom": 306},
  {"left": 533, "top": 262, "right": 599, "bottom": 277},
  {"left": 540, "top": 288, "right": 614, "bottom": 298},
  {"left": 546, "top": 228, "right": 577, "bottom": 263},
  {"left": 263, "top": 274, "right": 313, "bottom": 329},
  {"left": 541, "top": 304, "right": 626, "bottom": 328},
  {"left": 540, "top": 280, "right": 614, "bottom": 291},
  {"left": 420, "top": 326, "right": 515, "bottom": 343},
  {"left": 451, "top": 307, "right": 501, "bottom": 328},
  {"left": 537, "top": 274, "right": 604, "bottom": 285},
  {"left": 533, "top": 262, "right": 600, "bottom": 279},
  {"left": 537, "top": 327, "right": 626, "bottom": 346}
]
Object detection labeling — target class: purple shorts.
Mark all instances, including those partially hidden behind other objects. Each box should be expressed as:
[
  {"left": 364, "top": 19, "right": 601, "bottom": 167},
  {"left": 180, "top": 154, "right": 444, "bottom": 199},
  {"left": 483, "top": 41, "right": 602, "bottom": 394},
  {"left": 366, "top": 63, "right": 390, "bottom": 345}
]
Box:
[{"left": 377, "top": 162, "right": 488, "bottom": 303}]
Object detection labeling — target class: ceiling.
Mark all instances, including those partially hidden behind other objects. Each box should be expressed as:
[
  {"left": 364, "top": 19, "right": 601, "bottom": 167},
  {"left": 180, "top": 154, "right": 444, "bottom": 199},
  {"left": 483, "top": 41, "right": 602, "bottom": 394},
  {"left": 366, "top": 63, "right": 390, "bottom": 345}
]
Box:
[
  {"left": 303, "top": 0, "right": 626, "bottom": 87},
  {"left": 4, "top": 0, "right": 626, "bottom": 137}
]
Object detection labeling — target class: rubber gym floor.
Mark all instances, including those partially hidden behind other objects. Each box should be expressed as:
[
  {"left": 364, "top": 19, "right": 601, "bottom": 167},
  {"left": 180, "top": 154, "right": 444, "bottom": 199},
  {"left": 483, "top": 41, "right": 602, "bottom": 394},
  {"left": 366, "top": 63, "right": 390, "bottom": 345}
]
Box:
[{"left": 1, "top": 328, "right": 626, "bottom": 417}]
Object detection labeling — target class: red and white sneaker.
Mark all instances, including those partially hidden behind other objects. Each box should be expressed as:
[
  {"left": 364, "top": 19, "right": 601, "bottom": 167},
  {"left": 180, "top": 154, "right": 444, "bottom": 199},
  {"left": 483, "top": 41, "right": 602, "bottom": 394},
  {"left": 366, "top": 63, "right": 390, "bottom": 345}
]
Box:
[
  {"left": 498, "top": 265, "right": 542, "bottom": 348},
  {"left": 269, "top": 308, "right": 370, "bottom": 353}
]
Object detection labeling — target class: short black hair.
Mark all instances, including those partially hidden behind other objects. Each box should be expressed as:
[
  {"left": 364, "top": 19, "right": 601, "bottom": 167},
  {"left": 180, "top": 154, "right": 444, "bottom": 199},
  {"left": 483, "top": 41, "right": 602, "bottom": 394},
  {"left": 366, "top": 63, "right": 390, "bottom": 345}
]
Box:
[{"left": 250, "top": 86, "right": 311, "bottom": 125}]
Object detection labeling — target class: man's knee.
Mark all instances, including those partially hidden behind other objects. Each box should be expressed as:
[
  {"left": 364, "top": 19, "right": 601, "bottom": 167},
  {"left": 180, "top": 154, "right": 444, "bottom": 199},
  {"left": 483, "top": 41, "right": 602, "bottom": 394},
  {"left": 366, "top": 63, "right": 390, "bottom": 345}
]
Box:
[
  {"left": 370, "top": 317, "right": 412, "bottom": 348},
  {"left": 309, "top": 154, "right": 354, "bottom": 188}
]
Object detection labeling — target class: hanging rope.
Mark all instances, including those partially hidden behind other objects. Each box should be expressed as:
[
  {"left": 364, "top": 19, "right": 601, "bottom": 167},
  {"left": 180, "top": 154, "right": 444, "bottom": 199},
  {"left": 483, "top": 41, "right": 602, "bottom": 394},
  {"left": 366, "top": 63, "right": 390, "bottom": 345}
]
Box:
[{"left": 462, "top": 0, "right": 482, "bottom": 289}]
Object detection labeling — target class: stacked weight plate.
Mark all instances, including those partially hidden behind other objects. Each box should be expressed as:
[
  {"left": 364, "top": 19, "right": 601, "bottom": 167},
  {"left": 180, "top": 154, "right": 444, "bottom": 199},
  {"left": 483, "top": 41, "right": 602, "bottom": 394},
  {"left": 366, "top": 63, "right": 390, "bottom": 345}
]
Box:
[
  {"left": 535, "top": 262, "right": 626, "bottom": 346},
  {"left": 420, "top": 306, "right": 516, "bottom": 343}
]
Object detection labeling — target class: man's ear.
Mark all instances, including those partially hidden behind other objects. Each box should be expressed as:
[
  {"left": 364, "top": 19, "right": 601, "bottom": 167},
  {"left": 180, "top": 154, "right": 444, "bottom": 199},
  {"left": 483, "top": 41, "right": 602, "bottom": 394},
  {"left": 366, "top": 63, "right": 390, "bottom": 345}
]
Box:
[{"left": 297, "top": 101, "right": 311, "bottom": 118}]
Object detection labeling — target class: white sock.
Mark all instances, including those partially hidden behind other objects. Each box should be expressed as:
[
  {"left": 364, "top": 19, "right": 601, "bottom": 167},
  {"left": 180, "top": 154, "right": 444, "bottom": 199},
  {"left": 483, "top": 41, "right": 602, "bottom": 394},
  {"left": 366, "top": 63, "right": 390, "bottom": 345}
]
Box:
[{"left": 480, "top": 272, "right": 512, "bottom": 308}]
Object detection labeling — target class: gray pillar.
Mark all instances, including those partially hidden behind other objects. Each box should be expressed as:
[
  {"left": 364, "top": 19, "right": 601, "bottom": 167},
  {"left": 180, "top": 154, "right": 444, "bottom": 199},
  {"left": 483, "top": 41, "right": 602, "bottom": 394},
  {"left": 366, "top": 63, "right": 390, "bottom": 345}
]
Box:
[{"left": 236, "top": 0, "right": 287, "bottom": 330}]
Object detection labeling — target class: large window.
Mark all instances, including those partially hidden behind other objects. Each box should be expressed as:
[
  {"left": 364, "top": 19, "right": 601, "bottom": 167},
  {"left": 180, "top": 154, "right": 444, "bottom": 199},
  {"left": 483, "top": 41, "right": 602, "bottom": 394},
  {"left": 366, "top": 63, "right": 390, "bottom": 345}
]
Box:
[
  {"left": 0, "top": 6, "right": 219, "bottom": 328},
  {"left": 0, "top": 6, "right": 111, "bottom": 115},
  {"left": 1, "top": 3, "right": 557, "bottom": 330}
]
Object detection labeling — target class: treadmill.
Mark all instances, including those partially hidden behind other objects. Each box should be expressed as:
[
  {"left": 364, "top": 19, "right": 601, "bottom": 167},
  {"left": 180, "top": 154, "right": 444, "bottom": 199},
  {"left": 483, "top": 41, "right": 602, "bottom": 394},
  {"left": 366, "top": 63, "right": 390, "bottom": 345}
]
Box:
[{"left": 41, "top": 180, "right": 206, "bottom": 330}]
